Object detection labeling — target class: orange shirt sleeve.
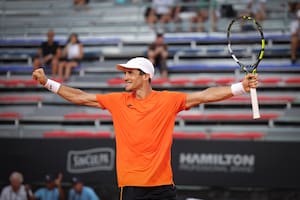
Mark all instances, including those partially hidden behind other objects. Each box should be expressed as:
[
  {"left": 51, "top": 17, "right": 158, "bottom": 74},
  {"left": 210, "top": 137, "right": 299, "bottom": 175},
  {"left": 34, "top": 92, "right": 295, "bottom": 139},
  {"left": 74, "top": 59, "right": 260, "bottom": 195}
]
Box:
[
  {"left": 163, "top": 91, "right": 188, "bottom": 113},
  {"left": 96, "top": 93, "right": 123, "bottom": 111}
]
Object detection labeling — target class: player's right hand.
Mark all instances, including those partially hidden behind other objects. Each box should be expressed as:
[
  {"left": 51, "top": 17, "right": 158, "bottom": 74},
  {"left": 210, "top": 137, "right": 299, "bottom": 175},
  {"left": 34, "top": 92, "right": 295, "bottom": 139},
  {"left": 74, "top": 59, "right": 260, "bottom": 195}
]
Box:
[
  {"left": 242, "top": 73, "right": 258, "bottom": 92},
  {"left": 32, "top": 68, "right": 47, "bottom": 86}
]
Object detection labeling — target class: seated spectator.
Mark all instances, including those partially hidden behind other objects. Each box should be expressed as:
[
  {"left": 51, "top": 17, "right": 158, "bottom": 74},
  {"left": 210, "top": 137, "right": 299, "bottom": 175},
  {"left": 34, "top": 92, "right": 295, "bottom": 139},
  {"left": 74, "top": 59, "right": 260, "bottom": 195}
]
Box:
[
  {"left": 58, "top": 33, "right": 83, "bottom": 81},
  {"left": 144, "top": 6, "right": 158, "bottom": 27},
  {"left": 192, "top": 0, "right": 218, "bottom": 32},
  {"left": 34, "top": 173, "right": 64, "bottom": 200},
  {"left": 68, "top": 177, "right": 100, "bottom": 200},
  {"left": 148, "top": 33, "right": 168, "bottom": 78},
  {"left": 175, "top": 0, "right": 197, "bottom": 20},
  {"left": 33, "top": 30, "right": 61, "bottom": 77},
  {"left": 241, "top": 0, "right": 267, "bottom": 22},
  {"left": 145, "top": 0, "right": 178, "bottom": 28},
  {"left": 290, "top": 4, "right": 300, "bottom": 64},
  {"left": 0, "top": 171, "right": 33, "bottom": 200}
]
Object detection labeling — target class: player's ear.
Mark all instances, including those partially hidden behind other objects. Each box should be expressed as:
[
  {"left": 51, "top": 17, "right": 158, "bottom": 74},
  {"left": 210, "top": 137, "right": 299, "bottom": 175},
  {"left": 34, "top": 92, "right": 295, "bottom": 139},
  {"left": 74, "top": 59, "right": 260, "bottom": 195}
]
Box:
[{"left": 142, "top": 73, "right": 150, "bottom": 81}]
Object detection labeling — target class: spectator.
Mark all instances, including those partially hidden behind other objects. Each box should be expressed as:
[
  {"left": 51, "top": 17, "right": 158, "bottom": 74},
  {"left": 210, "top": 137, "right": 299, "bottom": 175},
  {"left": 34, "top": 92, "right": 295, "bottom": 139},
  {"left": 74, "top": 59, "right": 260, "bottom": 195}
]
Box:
[
  {"left": 73, "top": 0, "right": 89, "bottom": 6},
  {"left": 34, "top": 173, "right": 64, "bottom": 200},
  {"left": 145, "top": 0, "right": 178, "bottom": 28},
  {"left": 34, "top": 30, "right": 61, "bottom": 78},
  {"left": 58, "top": 33, "right": 83, "bottom": 81},
  {"left": 144, "top": 6, "right": 158, "bottom": 27},
  {"left": 148, "top": 33, "right": 169, "bottom": 78},
  {"left": 68, "top": 177, "right": 100, "bottom": 200},
  {"left": 241, "top": 0, "right": 267, "bottom": 22},
  {"left": 291, "top": 5, "right": 300, "bottom": 64},
  {"left": 0, "top": 171, "right": 33, "bottom": 200},
  {"left": 175, "top": 0, "right": 197, "bottom": 22},
  {"left": 169, "top": 0, "right": 198, "bottom": 32},
  {"left": 192, "top": 0, "right": 218, "bottom": 32}
]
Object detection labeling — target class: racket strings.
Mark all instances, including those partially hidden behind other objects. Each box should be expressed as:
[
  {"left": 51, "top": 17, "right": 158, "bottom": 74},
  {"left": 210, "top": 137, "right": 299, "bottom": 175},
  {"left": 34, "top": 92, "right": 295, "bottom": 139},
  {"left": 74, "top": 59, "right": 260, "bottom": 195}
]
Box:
[{"left": 227, "top": 17, "right": 263, "bottom": 72}]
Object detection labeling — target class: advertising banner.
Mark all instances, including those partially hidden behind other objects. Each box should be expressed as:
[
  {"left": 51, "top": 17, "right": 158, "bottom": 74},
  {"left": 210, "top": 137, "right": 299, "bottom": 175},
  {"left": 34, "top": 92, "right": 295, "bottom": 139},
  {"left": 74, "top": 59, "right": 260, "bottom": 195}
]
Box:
[
  {"left": 0, "top": 138, "right": 117, "bottom": 185},
  {"left": 0, "top": 139, "right": 299, "bottom": 188},
  {"left": 171, "top": 140, "right": 300, "bottom": 188}
]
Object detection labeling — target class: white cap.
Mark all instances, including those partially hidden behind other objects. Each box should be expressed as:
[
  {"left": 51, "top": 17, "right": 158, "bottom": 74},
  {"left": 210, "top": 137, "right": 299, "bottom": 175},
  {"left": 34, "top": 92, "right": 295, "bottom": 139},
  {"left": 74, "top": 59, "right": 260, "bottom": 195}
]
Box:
[{"left": 116, "top": 57, "right": 155, "bottom": 79}]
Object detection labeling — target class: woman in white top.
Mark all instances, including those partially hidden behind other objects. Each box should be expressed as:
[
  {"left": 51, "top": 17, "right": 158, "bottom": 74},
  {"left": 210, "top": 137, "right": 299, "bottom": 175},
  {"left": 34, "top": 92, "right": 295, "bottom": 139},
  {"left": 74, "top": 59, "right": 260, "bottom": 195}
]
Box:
[{"left": 58, "top": 33, "right": 83, "bottom": 81}]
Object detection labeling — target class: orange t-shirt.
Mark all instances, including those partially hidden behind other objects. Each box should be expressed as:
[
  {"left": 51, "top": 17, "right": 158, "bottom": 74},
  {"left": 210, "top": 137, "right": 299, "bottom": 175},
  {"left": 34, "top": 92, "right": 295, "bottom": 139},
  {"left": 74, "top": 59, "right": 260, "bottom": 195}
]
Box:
[{"left": 96, "top": 90, "right": 187, "bottom": 187}]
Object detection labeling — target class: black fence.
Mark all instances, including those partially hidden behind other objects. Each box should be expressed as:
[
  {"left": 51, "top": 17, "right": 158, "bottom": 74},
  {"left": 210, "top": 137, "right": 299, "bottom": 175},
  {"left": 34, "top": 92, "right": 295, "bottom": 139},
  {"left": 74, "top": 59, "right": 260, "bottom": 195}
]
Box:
[{"left": 1, "top": 138, "right": 300, "bottom": 199}]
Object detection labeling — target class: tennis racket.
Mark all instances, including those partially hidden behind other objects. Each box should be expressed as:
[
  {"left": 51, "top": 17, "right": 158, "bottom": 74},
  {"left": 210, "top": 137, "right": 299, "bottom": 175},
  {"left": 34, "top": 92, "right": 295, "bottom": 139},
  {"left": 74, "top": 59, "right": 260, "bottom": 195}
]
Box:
[{"left": 227, "top": 16, "right": 265, "bottom": 119}]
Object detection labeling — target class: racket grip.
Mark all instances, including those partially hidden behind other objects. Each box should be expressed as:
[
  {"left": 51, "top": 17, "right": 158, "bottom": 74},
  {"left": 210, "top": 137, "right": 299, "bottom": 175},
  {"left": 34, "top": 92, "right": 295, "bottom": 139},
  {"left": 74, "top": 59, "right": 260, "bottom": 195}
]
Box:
[{"left": 250, "top": 88, "right": 260, "bottom": 119}]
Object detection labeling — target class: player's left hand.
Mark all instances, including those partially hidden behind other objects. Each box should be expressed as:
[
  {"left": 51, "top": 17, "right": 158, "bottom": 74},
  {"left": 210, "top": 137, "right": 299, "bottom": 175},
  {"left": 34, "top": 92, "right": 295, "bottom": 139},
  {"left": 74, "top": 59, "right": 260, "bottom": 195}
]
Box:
[{"left": 242, "top": 74, "right": 258, "bottom": 92}]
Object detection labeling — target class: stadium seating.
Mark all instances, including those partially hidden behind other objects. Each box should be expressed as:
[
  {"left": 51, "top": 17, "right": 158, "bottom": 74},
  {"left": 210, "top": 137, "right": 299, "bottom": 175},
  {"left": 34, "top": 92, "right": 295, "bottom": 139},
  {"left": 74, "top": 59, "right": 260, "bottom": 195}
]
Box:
[
  {"left": 0, "top": 0, "right": 299, "bottom": 142},
  {"left": 43, "top": 130, "right": 112, "bottom": 138},
  {"left": 209, "top": 131, "right": 265, "bottom": 140},
  {"left": 173, "top": 132, "right": 207, "bottom": 139}
]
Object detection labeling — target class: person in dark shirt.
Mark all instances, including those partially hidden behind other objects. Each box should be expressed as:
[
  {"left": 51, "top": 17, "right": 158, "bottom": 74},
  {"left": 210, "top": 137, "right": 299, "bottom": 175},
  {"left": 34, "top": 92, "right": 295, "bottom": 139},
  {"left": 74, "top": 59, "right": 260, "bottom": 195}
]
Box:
[
  {"left": 148, "top": 33, "right": 168, "bottom": 78},
  {"left": 34, "top": 30, "right": 61, "bottom": 78}
]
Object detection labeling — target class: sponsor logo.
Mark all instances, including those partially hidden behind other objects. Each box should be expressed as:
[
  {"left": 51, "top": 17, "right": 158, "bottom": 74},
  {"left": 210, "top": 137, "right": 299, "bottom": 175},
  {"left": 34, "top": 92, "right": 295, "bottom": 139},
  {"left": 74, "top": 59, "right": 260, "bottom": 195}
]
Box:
[
  {"left": 178, "top": 152, "right": 255, "bottom": 173},
  {"left": 67, "top": 148, "right": 115, "bottom": 173}
]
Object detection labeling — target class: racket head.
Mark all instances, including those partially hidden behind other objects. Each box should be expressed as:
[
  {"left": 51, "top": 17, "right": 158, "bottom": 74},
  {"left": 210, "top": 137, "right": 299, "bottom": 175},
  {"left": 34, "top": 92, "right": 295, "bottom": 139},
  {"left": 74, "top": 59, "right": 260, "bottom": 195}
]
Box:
[{"left": 227, "top": 16, "right": 265, "bottom": 74}]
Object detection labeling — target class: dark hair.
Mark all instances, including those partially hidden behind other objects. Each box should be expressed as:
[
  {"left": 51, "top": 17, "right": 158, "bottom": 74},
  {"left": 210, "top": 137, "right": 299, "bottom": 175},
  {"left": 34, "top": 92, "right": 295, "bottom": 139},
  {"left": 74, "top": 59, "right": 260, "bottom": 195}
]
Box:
[
  {"left": 138, "top": 69, "right": 146, "bottom": 76},
  {"left": 144, "top": 7, "right": 152, "bottom": 18},
  {"left": 32, "top": 55, "right": 40, "bottom": 60},
  {"left": 67, "top": 33, "right": 80, "bottom": 44},
  {"left": 156, "top": 33, "right": 164, "bottom": 38},
  {"left": 138, "top": 69, "right": 151, "bottom": 83}
]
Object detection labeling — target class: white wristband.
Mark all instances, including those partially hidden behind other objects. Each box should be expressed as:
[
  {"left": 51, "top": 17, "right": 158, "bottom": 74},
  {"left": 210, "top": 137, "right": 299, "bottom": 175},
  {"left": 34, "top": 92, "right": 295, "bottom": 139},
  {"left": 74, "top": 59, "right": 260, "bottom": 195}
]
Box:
[
  {"left": 44, "top": 79, "right": 61, "bottom": 93},
  {"left": 231, "top": 82, "right": 246, "bottom": 96}
]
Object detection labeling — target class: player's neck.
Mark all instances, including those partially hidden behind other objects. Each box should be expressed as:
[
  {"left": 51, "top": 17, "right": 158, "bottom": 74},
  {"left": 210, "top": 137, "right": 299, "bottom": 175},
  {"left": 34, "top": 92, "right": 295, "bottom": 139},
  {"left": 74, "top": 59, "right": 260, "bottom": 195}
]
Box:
[{"left": 134, "top": 84, "right": 152, "bottom": 100}]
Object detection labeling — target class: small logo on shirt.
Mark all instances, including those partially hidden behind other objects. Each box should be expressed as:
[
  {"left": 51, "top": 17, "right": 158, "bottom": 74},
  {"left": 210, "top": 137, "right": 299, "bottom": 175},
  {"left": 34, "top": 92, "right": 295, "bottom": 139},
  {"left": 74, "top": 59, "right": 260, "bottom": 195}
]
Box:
[{"left": 127, "top": 104, "right": 133, "bottom": 108}]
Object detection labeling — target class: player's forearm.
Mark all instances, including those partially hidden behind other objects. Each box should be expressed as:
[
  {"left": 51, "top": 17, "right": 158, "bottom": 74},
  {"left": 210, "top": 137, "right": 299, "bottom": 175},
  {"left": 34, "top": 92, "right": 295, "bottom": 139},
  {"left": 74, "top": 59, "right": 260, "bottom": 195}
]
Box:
[
  {"left": 186, "top": 82, "right": 247, "bottom": 108},
  {"left": 201, "top": 86, "right": 233, "bottom": 103},
  {"left": 186, "top": 86, "right": 235, "bottom": 108},
  {"left": 57, "top": 85, "right": 88, "bottom": 105},
  {"left": 202, "top": 81, "right": 249, "bottom": 103},
  {"left": 42, "top": 78, "right": 99, "bottom": 107}
]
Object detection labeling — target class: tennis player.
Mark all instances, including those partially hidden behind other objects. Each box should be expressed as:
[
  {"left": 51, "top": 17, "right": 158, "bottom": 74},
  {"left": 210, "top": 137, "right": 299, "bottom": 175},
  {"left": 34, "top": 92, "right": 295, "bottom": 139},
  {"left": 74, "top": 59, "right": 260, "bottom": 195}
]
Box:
[{"left": 32, "top": 57, "right": 258, "bottom": 200}]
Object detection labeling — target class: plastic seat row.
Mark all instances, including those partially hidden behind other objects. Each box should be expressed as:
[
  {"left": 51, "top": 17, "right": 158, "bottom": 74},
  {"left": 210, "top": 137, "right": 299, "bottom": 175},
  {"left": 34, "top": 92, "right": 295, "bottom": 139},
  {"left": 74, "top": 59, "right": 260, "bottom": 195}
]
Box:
[
  {"left": 0, "top": 111, "right": 281, "bottom": 126},
  {"left": 1, "top": 76, "right": 299, "bottom": 88},
  {"left": 0, "top": 79, "right": 39, "bottom": 86},
  {"left": 0, "top": 94, "right": 295, "bottom": 110},
  {"left": 0, "top": 95, "right": 43, "bottom": 103},
  {"left": 177, "top": 113, "right": 280, "bottom": 120},
  {"left": 107, "top": 76, "right": 300, "bottom": 86},
  {"left": 64, "top": 112, "right": 281, "bottom": 121},
  {"left": 43, "top": 130, "right": 112, "bottom": 138},
  {"left": 173, "top": 131, "right": 265, "bottom": 140}
]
